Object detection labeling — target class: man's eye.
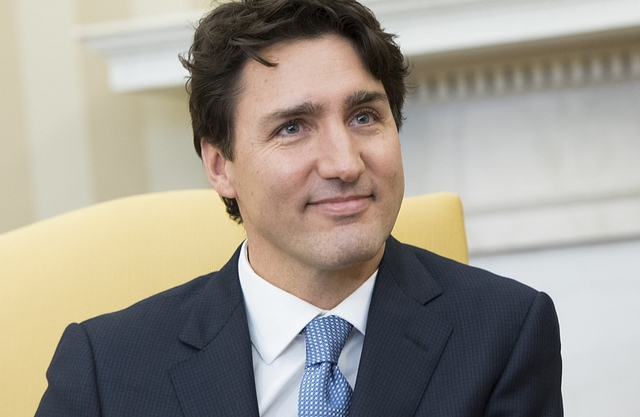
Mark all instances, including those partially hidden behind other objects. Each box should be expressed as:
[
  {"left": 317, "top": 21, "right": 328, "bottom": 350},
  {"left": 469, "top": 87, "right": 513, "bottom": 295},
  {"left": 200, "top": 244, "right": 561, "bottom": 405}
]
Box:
[
  {"left": 356, "top": 114, "right": 371, "bottom": 124},
  {"left": 353, "top": 111, "right": 377, "bottom": 125},
  {"left": 280, "top": 123, "right": 301, "bottom": 135}
]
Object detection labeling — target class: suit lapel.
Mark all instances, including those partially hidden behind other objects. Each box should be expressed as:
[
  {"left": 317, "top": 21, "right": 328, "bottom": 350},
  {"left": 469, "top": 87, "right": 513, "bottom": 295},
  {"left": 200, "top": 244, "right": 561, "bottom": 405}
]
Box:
[
  {"left": 167, "top": 238, "right": 452, "bottom": 417},
  {"left": 169, "top": 247, "right": 260, "bottom": 417},
  {"left": 350, "top": 237, "right": 453, "bottom": 417}
]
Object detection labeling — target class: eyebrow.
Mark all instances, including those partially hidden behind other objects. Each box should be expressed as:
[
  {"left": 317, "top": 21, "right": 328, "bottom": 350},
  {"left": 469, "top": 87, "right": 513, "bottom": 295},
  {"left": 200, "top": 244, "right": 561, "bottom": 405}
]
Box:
[
  {"left": 344, "top": 90, "right": 389, "bottom": 109},
  {"left": 263, "top": 102, "right": 325, "bottom": 126},
  {"left": 262, "top": 90, "right": 389, "bottom": 125}
]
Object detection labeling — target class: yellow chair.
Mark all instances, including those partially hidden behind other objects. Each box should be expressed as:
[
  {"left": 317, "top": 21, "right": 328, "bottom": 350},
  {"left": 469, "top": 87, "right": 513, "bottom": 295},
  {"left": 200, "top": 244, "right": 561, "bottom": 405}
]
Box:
[{"left": 0, "top": 189, "right": 467, "bottom": 417}]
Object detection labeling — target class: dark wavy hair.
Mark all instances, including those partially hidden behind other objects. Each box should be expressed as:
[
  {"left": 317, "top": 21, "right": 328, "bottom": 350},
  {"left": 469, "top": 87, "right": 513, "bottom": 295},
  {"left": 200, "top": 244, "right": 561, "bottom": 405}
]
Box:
[{"left": 180, "top": 0, "right": 409, "bottom": 223}]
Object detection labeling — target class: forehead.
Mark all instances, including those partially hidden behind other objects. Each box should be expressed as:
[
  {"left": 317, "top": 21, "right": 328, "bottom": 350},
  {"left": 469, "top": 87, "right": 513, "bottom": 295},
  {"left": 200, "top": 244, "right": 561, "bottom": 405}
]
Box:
[{"left": 235, "top": 35, "right": 385, "bottom": 118}]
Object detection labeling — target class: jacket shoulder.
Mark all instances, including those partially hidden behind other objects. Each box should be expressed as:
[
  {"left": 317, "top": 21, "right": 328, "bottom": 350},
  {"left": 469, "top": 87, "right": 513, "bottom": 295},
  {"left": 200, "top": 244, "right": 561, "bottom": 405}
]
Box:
[
  {"left": 403, "top": 242, "right": 540, "bottom": 302},
  {"left": 82, "top": 272, "right": 214, "bottom": 331}
]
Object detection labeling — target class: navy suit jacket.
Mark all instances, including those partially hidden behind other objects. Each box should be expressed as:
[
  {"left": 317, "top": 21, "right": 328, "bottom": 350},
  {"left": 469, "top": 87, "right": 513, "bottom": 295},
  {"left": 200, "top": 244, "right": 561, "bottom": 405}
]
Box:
[{"left": 36, "top": 237, "right": 563, "bottom": 416}]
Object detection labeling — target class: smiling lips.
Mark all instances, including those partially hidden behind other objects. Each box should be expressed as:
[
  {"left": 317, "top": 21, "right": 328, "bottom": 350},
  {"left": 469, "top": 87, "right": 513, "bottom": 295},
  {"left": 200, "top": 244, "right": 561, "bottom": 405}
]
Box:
[{"left": 307, "top": 194, "right": 372, "bottom": 216}]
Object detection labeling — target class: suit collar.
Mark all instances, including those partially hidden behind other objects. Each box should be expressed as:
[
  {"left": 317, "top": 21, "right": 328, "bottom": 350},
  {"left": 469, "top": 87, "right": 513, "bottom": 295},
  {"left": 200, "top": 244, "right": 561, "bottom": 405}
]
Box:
[
  {"left": 168, "top": 238, "right": 452, "bottom": 417},
  {"left": 381, "top": 236, "right": 444, "bottom": 305},
  {"left": 350, "top": 236, "right": 453, "bottom": 417},
  {"left": 177, "top": 246, "right": 245, "bottom": 350},
  {"left": 170, "top": 246, "right": 260, "bottom": 417}
]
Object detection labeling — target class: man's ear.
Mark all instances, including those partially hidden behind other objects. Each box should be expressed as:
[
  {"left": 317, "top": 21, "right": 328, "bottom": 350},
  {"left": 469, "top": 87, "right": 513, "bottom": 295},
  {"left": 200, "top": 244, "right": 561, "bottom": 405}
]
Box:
[{"left": 201, "top": 139, "right": 238, "bottom": 199}]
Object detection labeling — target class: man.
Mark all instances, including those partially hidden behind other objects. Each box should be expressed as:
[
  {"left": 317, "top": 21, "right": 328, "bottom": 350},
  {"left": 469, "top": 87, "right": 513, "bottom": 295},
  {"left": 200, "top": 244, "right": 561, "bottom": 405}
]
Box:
[{"left": 36, "top": 0, "right": 563, "bottom": 416}]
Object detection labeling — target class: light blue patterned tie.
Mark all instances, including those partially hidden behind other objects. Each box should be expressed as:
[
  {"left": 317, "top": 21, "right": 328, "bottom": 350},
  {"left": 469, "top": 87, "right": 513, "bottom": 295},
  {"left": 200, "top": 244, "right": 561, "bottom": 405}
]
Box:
[{"left": 298, "top": 315, "right": 354, "bottom": 417}]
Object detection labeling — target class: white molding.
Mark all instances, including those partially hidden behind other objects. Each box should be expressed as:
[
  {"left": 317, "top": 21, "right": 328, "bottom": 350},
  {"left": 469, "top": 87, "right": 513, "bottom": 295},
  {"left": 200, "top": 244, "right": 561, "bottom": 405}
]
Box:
[
  {"left": 72, "top": 12, "right": 200, "bottom": 92},
  {"left": 410, "top": 44, "right": 640, "bottom": 103},
  {"left": 465, "top": 191, "right": 640, "bottom": 254},
  {"left": 377, "top": 0, "right": 640, "bottom": 56},
  {"left": 74, "top": 0, "right": 640, "bottom": 92}
]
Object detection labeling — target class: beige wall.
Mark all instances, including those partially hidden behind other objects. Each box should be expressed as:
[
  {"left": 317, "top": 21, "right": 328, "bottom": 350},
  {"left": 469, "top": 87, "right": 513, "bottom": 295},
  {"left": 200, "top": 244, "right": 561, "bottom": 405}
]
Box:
[
  {"left": 0, "top": 0, "right": 211, "bottom": 234},
  {"left": 0, "top": 0, "right": 34, "bottom": 233}
]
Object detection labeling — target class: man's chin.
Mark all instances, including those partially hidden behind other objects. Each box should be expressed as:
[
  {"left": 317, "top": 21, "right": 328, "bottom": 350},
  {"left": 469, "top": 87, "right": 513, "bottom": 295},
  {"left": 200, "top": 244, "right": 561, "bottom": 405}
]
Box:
[{"left": 308, "top": 231, "right": 388, "bottom": 271}]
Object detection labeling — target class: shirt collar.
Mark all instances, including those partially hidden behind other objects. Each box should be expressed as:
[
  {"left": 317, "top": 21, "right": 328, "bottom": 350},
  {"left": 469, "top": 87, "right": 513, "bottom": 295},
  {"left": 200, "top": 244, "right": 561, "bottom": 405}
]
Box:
[{"left": 237, "top": 240, "right": 377, "bottom": 365}]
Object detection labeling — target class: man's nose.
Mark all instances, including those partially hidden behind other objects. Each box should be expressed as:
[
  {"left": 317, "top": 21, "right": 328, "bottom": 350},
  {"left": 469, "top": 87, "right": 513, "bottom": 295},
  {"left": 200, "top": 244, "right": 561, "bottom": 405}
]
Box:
[{"left": 316, "top": 124, "right": 366, "bottom": 183}]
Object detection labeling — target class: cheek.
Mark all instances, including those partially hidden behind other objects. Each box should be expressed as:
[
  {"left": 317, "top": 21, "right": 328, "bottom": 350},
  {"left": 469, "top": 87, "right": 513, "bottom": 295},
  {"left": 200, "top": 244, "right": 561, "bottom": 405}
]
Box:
[
  {"left": 245, "top": 151, "right": 313, "bottom": 204},
  {"left": 270, "top": 147, "right": 315, "bottom": 181},
  {"left": 367, "top": 139, "right": 404, "bottom": 182},
  {"left": 392, "top": 146, "right": 405, "bottom": 184}
]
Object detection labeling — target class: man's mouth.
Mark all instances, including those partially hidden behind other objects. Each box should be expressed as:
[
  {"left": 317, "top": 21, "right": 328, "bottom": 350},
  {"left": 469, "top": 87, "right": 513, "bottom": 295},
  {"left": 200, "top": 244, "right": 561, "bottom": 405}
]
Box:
[{"left": 307, "top": 194, "right": 372, "bottom": 216}]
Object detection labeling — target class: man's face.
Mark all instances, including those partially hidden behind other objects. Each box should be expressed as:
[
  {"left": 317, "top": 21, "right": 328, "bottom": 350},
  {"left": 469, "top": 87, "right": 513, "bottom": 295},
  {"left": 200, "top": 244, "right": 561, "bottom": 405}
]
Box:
[{"left": 203, "top": 34, "right": 404, "bottom": 277}]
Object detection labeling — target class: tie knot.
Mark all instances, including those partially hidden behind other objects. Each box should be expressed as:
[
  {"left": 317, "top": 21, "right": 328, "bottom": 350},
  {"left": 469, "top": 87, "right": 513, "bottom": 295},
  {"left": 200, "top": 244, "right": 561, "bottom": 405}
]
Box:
[{"left": 303, "top": 315, "right": 353, "bottom": 367}]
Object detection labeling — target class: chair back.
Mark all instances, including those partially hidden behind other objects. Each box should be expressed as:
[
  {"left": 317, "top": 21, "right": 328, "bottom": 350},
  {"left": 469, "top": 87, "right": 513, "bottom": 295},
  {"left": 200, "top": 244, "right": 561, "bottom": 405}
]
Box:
[{"left": 0, "top": 189, "right": 467, "bottom": 416}]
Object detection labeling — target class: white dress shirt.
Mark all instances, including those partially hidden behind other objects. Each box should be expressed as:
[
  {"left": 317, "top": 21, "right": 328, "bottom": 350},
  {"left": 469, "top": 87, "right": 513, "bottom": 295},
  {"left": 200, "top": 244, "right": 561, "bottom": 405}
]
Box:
[{"left": 237, "top": 241, "right": 377, "bottom": 417}]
